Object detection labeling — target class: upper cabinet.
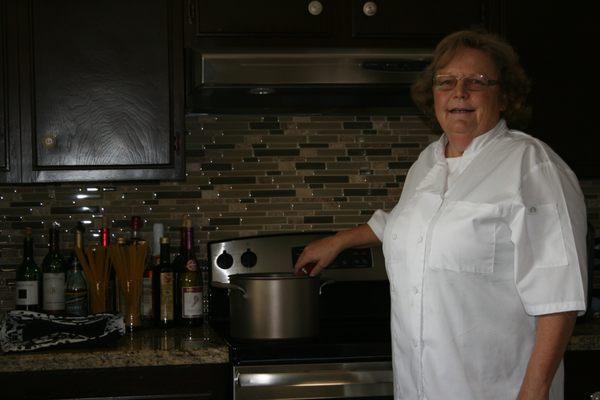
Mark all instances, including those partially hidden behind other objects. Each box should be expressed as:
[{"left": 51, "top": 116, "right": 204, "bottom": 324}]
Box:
[
  {"left": 505, "top": 3, "right": 600, "bottom": 178},
  {"left": 1, "top": 0, "right": 10, "bottom": 178},
  {"left": 1, "top": 0, "right": 184, "bottom": 183},
  {"left": 187, "top": 0, "right": 505, "bottom": 49}
]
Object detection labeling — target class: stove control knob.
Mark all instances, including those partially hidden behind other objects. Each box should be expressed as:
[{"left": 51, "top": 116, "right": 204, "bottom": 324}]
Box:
[
  {"left": 241, "top": 249, "right": 257, "bottom": 268},
  {"left": 216, "top": 251, "right": 234, "bottom": 270}
]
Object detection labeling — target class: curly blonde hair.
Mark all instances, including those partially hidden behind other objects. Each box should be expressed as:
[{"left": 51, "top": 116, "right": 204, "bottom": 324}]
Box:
[{"left": 411, "top": 30, "right": 531, "bottom": 131}]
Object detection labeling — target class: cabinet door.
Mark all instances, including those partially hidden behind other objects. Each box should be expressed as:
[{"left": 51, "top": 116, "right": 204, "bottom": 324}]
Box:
[
  {"left": 506, "top": 3, "right": 600, "bottom": 178},
  {"left": 1, "top": 0, "right": 9, "bottom": 177},
  {"left": 0, "top": 0, "right": 21, "bottom": 183},
  {"left": 351, "top": 0, "right": 495, "bottom": 46},
  {"left": 17, "top": 0, "right": 184, "bottom": 182},
  {"left": 192, "top": 0, "right": 337, "bottom": 37}
]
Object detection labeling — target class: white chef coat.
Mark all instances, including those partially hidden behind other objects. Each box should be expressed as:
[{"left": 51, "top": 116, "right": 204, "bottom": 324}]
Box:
[{"left": 368, "top": 119, "right": 587, "bottom": 400}]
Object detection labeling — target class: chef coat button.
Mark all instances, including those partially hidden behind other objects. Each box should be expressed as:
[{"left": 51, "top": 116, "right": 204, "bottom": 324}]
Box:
[
  {"left": 529, "top": 206, "right": 537, "bottom": 214},
  {"left": 413, "top": 286, "right": 420, "bottom": 294},
  {"left": 417, "top": 236, "right": 423, "bottom": 243},
  {"left": 412, "top": 340, "right": 419, "bottom": 348},
  {"left": 392, "top": 234, "right": 397, "bottom": 240}
]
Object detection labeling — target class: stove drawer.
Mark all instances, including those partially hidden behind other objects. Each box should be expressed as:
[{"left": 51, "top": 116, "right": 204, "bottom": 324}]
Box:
[{"left": 233, "top": 361, "right": 393, "bottom": 400}]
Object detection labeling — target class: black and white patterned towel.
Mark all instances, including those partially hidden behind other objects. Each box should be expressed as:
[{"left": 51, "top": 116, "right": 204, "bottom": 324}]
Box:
[{"left": 0, "top": 310, "right": 125, "bottom": 353}]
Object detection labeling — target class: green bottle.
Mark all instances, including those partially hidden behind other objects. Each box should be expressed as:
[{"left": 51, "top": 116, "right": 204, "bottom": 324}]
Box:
[
  {"left": 42, "top": 222, "right": 66, "bottom": 314},
  {"left": 155, "top": 236, "right": 175, "bottom": 328},
  {"left": 15, "top": 228, "right": 41, "bottom": 311},
  {"left": 65, "top": 222, "right": 88, "bottom": 316}
]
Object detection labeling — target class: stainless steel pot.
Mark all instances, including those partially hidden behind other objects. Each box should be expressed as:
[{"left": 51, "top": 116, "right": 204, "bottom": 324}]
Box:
[{"left": 213, "top": 273, "right": 333, "bottom": 340}]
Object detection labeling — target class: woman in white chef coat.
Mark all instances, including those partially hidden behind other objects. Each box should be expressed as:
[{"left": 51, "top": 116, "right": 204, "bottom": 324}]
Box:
[{"left": 294, "top": 30, "right": 587, "bottom": 400}]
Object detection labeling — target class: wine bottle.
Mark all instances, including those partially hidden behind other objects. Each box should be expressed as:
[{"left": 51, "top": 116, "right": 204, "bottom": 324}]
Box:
[
  {"left": 155, "top": 236, "right": 174, "bottom": 328},
  {"left": 65, "top": 222, "right": 88, "bottom": 316},
  {"left": 171, "top": 221, "right": 186, "bottom": 322},
  {"left": 15, "top": 228, "right": 41, "bottom": 311},
  {"left": 42, "top": 222, "right": 66, "bottom": 314},
  {"left": 178, "top": 217, "right": 203, "bottom": 326},
  {"left": 129, "top": 216, "right": 143, "bottom": 244},
  {"left": 101, "top": 217, "right": 116, "bottom": 312}
]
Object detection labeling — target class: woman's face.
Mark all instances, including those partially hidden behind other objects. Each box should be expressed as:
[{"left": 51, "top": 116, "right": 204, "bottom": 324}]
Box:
[{"left": 433, "top": 48, "right": 506, "bottom": 152}]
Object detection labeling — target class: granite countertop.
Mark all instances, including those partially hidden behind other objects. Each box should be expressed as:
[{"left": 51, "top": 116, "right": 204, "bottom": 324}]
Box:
[
  {"left": 1, "top": 319, "right": 599, "bottom": 374},
  {"left": 568, "top": 319, "right": 600, "bottom": 351},
  {"left": 0, "top": 324, "right": 229, "bottom": 373}
]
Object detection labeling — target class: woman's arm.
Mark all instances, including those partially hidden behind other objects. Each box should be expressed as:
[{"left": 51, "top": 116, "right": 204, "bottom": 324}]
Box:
[
  {"left": 517, "top": 311, "right": 578, "bottom": 400},
  {"left": 293, "top": 224, "right": 381, "bottom": 276}
]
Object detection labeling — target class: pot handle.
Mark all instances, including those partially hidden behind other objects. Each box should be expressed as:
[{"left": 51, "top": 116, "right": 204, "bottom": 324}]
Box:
[
  {"left": 212, "top": 281, "right": 247, "bottom": 297},
  {"left": 318, "top": 280, "right": 336, "bottom": 295}
]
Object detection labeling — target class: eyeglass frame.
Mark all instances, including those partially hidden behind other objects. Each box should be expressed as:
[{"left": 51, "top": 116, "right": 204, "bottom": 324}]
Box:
[{"left": 433, "top": 73, "right": 501, "bottom": 92}]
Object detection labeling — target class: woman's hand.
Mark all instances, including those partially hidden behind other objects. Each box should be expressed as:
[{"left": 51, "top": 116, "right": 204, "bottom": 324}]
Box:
[
  {"left": 294, "top": 235, "right": 343, "bottom": 276},
  {"left": 293, "top": 224, "right": 381, "bottom": 276}
]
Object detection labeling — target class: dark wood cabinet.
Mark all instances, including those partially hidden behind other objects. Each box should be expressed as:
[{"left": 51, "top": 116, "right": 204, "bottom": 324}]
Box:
[
  {"left": 1, "top": 0, "right": 185, "bottom": 183},
  {"left": 0, "top": 0, "right": 21, "bottom": 183},
  {"left": 193, "top": 0, "right": 338, "bottom": 37},
  {"left": 506, "top": 3, "right": 600, "bottom": 178},
  {"left": 564, "top": 350, "right": 600, "bottom": 399},
  {"left": 0, "top": 364, "right": 231, "bottom": 399},
  {"left": 187, "top": 0, "right": 505, "bottom": 49},
  {"left": 0, "top": 0, "right": 7, "bottom": 174},
  {"left": 350, "top": 0, "right": 491, "bottom": 42}
]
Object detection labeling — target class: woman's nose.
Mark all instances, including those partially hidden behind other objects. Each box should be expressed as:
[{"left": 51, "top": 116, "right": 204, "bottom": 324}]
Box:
[{"left": 453, "top": 80, "right": 469, "bottom": 98}]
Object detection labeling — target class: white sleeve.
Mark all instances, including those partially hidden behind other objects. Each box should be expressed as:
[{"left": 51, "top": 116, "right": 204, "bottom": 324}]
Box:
[
  {"left": 367, "top": 209, "right": 390, "bottom": 242},
  {"left": 510, "top": 161, "right": 587, "bottom": 316}
]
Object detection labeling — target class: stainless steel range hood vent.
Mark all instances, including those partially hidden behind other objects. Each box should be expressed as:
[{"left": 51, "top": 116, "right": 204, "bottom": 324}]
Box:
[{"left": 188, "top": 50, "right": 432, "bottom": 114}]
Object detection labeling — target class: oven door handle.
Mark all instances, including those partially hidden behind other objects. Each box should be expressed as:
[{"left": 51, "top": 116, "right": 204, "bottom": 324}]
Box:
[{"left": 235, "top": 363, "right": 393, "bottom": 388}]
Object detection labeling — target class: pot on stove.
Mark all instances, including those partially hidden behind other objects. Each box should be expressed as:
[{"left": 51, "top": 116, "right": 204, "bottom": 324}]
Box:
[{"left": 213, "top": 273, "right": 334, "bottom": 340}]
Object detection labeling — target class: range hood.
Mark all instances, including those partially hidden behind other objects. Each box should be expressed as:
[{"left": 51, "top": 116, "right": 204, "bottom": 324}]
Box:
[{"left": 187, "top": 50, "right": 432, "bottom": 114}]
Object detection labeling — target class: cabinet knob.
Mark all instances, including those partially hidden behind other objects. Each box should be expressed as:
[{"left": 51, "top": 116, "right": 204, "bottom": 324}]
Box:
[
  {"left": 363, "top": 1, "right": 378, "bottom": 17},
  {"left": 42, "top": 134, "right": 57, "bottom": 149},
  {"left": 308, "top": 1, "right": 323, "bottom": 16}
]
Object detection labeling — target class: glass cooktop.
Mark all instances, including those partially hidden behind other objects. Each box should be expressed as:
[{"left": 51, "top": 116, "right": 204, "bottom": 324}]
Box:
[{"left": 214, "top": 318, "right": 391, "bottom": 365}]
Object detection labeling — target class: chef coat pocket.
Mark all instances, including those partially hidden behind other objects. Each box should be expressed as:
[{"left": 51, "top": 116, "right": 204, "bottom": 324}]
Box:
[
  {"left": 525, "top": 203, "right": 568, "bottom": 268},
  {"left": 429, "top": 201, "right": 498, "bottom": 274}
]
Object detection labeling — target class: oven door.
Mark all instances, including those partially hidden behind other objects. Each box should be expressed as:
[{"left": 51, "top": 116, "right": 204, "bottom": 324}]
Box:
[{"left": 233, "top": 361, "right": 393, "bottom": 400}]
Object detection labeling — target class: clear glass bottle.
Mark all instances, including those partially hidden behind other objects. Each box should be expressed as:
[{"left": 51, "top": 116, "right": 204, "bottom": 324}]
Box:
[
  {"left": 65, "top": 222, "right": 88, "bottom": 316},
  {"left": 178, "top": 217, "right": 202, "bottom": 326},
  {"left": 42, "top": 222, "right": 66, "bottom": 314},
  {"left": 15, "top": 228, "right": 41, "bottom": 311}
]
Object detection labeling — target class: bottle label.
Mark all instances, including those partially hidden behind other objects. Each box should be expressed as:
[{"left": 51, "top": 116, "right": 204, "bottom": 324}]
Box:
[
  {"left": 65, "top": 291, "right": 88, "bottom": 316},
  {"left": 182, "top": 286, "right": 202, "bottom": 318},
  {"left": 43, "top": 273, "right": 65, "bottom": 311},
  {"left": 141, "top": 276, "right": 153, "bottom": 318},
  {"left": 185, "top": 259, "right": 198, "bottom": 272},
  {"left": 15, "top": 281, "right": 38, "bottom": 306},
  {"left": 160, "top": 272, "right": 174, "bottom": 320}
]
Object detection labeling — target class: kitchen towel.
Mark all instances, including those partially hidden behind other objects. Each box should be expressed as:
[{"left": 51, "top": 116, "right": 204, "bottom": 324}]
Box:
[{"left": 0, "top": 310, "right": 125, "bottom": 352}]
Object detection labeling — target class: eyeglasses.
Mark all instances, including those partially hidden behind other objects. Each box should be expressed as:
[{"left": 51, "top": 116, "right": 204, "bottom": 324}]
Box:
[{"left": 433, "top": 74, "right": 500, "bottom": 91}]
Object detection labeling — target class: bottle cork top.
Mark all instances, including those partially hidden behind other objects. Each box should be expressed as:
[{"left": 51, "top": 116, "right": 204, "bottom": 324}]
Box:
[{"left": 130, "top": 216, "right": 143, "bottom": 230}]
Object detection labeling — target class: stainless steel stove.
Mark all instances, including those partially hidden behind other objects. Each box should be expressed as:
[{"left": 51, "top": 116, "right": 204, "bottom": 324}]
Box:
[{"left": 208, "top": 232, "right": 393, "bottom": 400}]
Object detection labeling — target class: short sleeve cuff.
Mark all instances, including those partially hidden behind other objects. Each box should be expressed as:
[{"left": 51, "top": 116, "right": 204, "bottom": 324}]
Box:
[
  {"left": 367, "top": 209, "right": 388, "bottom": 242},
  {"left": 523, "top": 301, "right": 587, "bottom": 317}
]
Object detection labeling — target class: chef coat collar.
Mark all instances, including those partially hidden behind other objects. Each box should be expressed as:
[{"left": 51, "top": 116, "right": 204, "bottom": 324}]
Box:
[{"left": 433, "top": 119, "right": 508, "bottom": 163}]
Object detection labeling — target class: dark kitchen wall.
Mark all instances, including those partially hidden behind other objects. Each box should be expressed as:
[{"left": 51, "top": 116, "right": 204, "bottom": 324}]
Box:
[{"left": 0, "top": 113, "right": 599, "bottom": 265}]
